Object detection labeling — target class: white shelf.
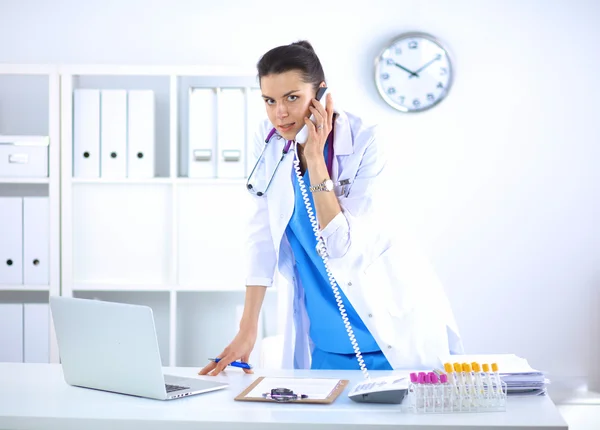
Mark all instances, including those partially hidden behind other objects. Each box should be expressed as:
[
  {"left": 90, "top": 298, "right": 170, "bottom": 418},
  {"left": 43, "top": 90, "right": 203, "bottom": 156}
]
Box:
[
  {"left": 0, "top": 178, "right": 50, "bottom": 184},
  {"left": 175, "top": 178, "right": 246, "bottom": 186},
  {"left": 176, "top": 285, "right": 256, "bottom": 293},
  {"left": 0, "top": 64, "right": 58, "bottom": 75},
  {"left": 0, "top": 285, "right": 50, "bottom": 292},
  {"left": 72, "top": 283, "right": 173, "bottom": 292},
  {"left": 57, "top": 64, "right": 256, "bottom": 77},
  {"left": 71, "top": 177, "right": 173, "bottom": 185},
  {"left": 71, "top": 283, "right": 270, "bottom": 293},
  {"left": 68, "top": 178, "right": 247, "bottom": 186}
]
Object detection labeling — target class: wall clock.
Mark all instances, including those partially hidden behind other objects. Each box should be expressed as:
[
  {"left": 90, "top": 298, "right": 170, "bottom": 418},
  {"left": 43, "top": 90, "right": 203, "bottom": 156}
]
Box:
[{"left": 374, "top": 32, "right": 453, "bottom": 113}]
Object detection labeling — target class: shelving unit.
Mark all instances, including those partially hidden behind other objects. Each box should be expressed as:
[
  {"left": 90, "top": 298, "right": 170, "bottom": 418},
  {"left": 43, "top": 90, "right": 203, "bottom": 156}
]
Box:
[
  {"left": 57, "top": 65, "right": 279, "bottom": 368},
  {"left": 0, "top": 64, "right": 281, "bottom": 368},
  {"left": 0, "top": 65, "right": 61, "bottom": 363}
]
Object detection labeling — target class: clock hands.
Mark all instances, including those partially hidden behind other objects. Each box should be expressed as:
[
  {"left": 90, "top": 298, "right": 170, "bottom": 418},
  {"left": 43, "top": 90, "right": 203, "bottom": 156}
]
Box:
[
  {"left": 408, "top": 54, "right": 442, "bottom": 79},
  {"left": 391, "top": 61, "right": 419, "bottom": 78}
]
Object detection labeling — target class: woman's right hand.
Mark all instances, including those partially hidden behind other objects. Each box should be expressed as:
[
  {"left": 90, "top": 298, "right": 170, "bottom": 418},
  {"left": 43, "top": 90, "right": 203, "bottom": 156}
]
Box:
[{"left": 198, "top": 327, "right": 257, "bottom": 376}]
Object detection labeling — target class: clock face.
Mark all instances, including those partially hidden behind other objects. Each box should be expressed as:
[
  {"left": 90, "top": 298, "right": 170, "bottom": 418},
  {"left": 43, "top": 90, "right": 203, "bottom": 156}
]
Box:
[{"left": 374, "top": 32, "right": 453, "bottom": 113}]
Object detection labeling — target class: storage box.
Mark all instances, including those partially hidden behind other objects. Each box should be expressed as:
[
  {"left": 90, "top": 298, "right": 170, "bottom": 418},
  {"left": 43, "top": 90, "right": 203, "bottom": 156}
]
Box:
[{"left": 0, "top": 135, "right": 49, "bottom": 178}]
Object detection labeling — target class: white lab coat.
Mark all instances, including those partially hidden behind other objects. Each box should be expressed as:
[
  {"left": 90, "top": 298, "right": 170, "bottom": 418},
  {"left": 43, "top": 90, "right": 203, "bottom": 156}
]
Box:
[{"left": 244, "top": 109, "right": 463, "bottom": 370}]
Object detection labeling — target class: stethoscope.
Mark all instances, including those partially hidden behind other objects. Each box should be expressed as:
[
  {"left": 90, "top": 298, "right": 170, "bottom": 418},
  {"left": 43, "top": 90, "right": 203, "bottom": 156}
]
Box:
[{"left": 246, "top": 127, "right": 334, "bottom": 197}]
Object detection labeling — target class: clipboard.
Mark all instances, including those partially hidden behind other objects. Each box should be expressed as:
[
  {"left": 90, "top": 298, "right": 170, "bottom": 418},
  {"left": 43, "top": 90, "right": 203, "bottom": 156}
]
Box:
[{"left": 234, "top": 376, "right": 349, "bottom": 404}]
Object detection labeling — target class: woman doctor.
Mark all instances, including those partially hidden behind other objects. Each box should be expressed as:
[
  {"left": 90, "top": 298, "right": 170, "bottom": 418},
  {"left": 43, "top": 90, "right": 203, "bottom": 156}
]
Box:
[{"left": 199, "top": 40, "right": 463, "bottom": 376}]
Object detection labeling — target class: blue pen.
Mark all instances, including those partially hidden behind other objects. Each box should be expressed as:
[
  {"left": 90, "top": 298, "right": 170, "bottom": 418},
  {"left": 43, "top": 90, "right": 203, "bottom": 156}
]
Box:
[{"left": 209, "top": 358, "right": 253, "bottom": 370}]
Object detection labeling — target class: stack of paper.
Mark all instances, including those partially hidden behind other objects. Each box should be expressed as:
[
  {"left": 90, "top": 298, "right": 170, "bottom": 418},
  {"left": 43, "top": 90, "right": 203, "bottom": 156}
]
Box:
[{"left": 439, "top": 353, "right": 549, "bottom": 396}]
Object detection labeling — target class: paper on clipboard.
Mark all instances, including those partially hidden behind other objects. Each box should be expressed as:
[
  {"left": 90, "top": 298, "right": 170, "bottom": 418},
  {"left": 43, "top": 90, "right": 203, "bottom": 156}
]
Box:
[
  {"left": 235, "top": 376, "right": 349, "bottom": 404},
  {"left": 247, "top": 377, "right": 341, "bottom": 400}
]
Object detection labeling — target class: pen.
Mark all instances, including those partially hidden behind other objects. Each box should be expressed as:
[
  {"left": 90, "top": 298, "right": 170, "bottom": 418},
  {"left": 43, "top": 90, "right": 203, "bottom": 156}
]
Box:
[{"left": 208, "top": 358, "right": 253, "bottom": 370}]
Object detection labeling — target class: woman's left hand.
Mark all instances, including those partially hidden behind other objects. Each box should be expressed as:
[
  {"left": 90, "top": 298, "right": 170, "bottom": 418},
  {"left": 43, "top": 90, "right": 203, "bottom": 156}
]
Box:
[{"left": 303, "top": 92, "right": 334, "bottom": 161}]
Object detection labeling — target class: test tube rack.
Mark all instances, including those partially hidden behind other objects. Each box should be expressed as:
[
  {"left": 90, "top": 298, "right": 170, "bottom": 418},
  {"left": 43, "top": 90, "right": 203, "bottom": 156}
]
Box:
[{"left": 405, "top": 366, "right": 508, "bottom": 414}]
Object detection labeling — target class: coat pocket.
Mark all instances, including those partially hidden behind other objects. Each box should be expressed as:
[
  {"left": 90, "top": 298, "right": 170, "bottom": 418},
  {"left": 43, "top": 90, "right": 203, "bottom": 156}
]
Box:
[{"left": 363, "top": 247, "right": 414, "bottom": 318}]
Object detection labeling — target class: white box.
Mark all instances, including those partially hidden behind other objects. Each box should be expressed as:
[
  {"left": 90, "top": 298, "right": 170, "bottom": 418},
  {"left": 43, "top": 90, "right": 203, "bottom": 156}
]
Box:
[
  {"left": 188, "top": 88, "right": 217, "bottom": 178},
  {"left": 100, "top": 90, "right": 128, "bottom": 178},
  {"left": 23, "top": 197, "right": 49, "bottom": 285},
  {"left": 0, "top": 197, "right": 23, "bottom": 284},
  {"left": 73, "top": 89, "right": 101, "bottom": 178},
  {"left": 0, "top": 304, "right": 24, "bottom": 362},
  {"left": 23, "top": 303, "right": 50, "bottom": 363},
  {"left": 0, "top": 135, "right": 49, "bottom": 178},
  {"left": 217, "top": 88, "right": 246, "bottom": 179},
  {"left": 127, "top": 90, "right": 155, "bottom": 178}
]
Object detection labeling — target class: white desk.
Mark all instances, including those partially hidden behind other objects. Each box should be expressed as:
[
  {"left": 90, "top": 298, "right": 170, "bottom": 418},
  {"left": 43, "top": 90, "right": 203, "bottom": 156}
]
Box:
[{"left": 0, "top": 363, "right": 568, "bottom": 430}]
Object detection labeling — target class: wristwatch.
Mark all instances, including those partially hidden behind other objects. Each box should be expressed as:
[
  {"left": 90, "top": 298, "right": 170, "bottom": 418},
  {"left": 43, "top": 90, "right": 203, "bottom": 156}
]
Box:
[{"left": 309, "top": 179, "right": 334, "bottom": 193}]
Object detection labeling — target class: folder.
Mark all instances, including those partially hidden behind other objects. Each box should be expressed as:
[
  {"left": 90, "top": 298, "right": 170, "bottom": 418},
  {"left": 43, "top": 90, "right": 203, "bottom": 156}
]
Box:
[
  {"left": 127, "top": 90, "right": 155, "bottom": 178},
  {"left": 100, "top": 90, "right": 128, "bottom": 178},
  {"left": 0, "top": 197, "right": 23, "bottom": 285},
  {"left": 188, "top": 88, "right": 217, "bottom": 178},
  {"left": 246, "top": 88, "right": 265, "bottom": 177},
  {"left": 23, "top": 197, "right": 49, "bottom": 285},
  {"left": 73, "top": 89, "right": 101, "bottom": 178},
  {"left": 23, "top": 303, "right": 50, "bottom": 363},
  {"left": 217, "top": 88, "right": 246, "bottom": 179},
  {"left": 0, "top": 304, "right": 24, "bottom": 362}
]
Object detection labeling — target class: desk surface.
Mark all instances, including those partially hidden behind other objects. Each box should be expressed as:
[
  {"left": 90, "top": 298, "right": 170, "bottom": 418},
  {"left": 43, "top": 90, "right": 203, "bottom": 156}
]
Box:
[{"left": 0, "top": 363, "right": 568, "bottom": 430}]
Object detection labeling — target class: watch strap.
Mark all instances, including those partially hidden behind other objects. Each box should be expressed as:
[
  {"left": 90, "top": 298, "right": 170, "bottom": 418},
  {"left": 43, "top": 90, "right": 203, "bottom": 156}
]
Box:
[
  {"left": 309, "top": 178, "right": 351, "bottom": 193},
  {"left": 309, "top": 182, "right": 326, "bottom": 192}
]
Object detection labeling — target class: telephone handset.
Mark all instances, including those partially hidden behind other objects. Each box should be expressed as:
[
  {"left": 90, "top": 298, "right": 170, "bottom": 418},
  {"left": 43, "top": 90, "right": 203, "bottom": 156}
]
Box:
[
  {"left": 291, "top": 100, "right": 409, "bottom": 404},
  {"left": 295, "top": 86, "right": 329, "bottom": 144}
]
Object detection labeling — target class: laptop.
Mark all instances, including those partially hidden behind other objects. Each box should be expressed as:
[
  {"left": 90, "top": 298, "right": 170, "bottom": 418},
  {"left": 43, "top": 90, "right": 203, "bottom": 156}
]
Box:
[{"left": 49, "top": 296, "right": 228, "bottom": 400}]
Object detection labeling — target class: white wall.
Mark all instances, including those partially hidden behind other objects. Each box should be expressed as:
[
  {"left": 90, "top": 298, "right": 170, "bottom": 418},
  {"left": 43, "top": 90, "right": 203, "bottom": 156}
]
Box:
[{"left": 2, "top": 0, "right": 599, "bottom": 385}]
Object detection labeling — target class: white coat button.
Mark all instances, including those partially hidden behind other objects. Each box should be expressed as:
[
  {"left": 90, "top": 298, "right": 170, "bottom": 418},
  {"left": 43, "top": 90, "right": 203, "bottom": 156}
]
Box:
[
  {"left": 280, "top": 214, "right": 284, "bottom": 219},
  {"left": 387, "top": 345, "right": 392, "bottom": 349},
  {"left": 368, "top": 314, "right": 373, "bottom": 318},
  {"left": 347, "top": 281, "right": 352, "bottom": 287}
]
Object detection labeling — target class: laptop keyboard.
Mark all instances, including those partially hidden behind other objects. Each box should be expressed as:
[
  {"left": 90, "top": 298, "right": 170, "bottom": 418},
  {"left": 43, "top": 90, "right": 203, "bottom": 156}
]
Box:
[{"left": 166, "top": 384, "right": 189, "bottom": 393}]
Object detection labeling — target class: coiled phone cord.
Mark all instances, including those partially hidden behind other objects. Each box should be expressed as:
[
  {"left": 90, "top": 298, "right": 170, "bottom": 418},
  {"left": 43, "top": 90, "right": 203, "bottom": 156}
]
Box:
[{"left": 292, "top": 145, "right": 370, "bottom": 381}]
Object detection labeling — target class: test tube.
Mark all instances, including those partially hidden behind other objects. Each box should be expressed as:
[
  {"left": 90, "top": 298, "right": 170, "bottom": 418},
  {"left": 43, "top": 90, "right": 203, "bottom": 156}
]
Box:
[
  {"left": 462, "top": 363, "right": 475, "bottom": 388},
  {"left": 451, "top": 362, "right": 462, "bottom": 409},
  {"left": 482, "top": 363, "right": 495, "bottom": 400},
  {"left": 429, "top": 372, "right": 442, "bottom": 412},
  {"left": 444, "top": 363, "right": 455, "bottom": 384},
  {"left": 416, "top": 372, "right": 426, "bottom": 412},
  {"left": 444, "top": 363, "right": 458, "bottom": 408},
  {"left": 424, "top": 373, "right": 433, "bottom": 412},
  {"left": 452, "top": 363, "right": 463, "bottom": 392},
  {"left": 440, "top": 374, "right": 452, "bottom": 412},
  {"left": 471, "top": 362, "right": 486, "bottom": 406},
  {"left": 491, "top": 363, "right": 504, "bottom": 398},
  {"left": 444, "top": 362, "right": 453, "bottom": 376},
  {"left": 409, "top": 373, "right": 418, "bottom": 411},
  {"left": 461, "top": 363, "right": 474, "bottom": 411}
]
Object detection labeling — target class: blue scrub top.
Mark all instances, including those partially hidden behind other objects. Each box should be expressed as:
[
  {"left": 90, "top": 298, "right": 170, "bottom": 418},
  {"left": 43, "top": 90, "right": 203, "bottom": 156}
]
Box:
[{"left": 285, "top": 142, "right": 383, "bottom": 360}]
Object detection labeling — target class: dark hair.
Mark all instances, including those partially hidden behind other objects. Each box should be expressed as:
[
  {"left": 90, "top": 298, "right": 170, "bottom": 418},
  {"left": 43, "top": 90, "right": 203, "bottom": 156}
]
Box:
[{"left": 257, "top": 40, "right": 325, "bottom": 92}]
